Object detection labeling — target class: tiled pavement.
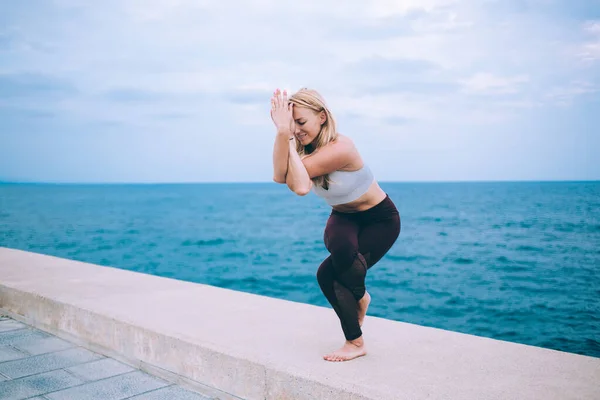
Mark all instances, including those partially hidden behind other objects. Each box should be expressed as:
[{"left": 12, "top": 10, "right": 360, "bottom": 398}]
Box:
[{"left": 0, "top": 316, "right": 215, "bottom": 400}]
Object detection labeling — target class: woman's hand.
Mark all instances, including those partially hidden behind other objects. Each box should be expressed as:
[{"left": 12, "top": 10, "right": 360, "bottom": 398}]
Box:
[{"left": 270, "top": 89, "right": 295, "bottom": 136}]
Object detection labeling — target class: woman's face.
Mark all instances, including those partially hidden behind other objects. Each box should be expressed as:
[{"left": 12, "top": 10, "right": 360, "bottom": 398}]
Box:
[{"left": 292, "top": 106, "right": 326, "bottom": 146}]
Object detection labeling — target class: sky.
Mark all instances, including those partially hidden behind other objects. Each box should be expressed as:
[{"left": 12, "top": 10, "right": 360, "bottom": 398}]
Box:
[{"left": 0, "top": 0, "right": 599, "bottom": 183}]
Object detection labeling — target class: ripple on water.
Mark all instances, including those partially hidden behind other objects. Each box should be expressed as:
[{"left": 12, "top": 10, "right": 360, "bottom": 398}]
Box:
[
  {"left": 56, "top": 242, "right": 78, "bottom": 250},
  {"left": 222, "top": 252, "right": 247, "bottom": 259},
  {"left": 515, "top": 245, "right": 544, "bottom": 252},
  {"left": 452, "top": 257, "right": 475, "bottom": 265},
  {"left": 553, "top": 223, "right": 578, "bottom": 233},
  {"left": 181, "top": 238, "right": 228, "bottom": 246},
  {"left": 437, "top": 306, "right": 465, "bottom": 318},
  {"left": 494, "top": 263, "right": 530, "bottom": 273},
  {"left": 445, "top": 296, "right": 466, "bottom": 306},
  {"left": 418, "top": 216, "right": 443, "bottom": 223},
  {"left": 387, "top": 254, "right": 433, "bottom": 262},
  {"left": 589, "top": 224, "right": 600, "bottom": 233}
]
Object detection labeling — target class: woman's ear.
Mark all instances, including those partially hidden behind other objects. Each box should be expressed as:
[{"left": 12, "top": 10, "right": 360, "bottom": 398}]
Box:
[{"left": 320, "top": 110, "right": 327, "bottom": 125}]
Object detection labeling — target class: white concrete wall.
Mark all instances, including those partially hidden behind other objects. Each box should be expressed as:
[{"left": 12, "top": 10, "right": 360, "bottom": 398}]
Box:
[{"left": 1, "top": 247, "right": 598, "bottom": 400}]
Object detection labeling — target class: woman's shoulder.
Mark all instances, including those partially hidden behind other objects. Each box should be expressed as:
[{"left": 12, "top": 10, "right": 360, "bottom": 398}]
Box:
[
  {"left": 329, "top": 133, "right": 356, "bottom": 151},
  {"left": 328, "top": 134, "right": 362, "bottom": 168},
  {"left": 306, "top": 133, "right": 357, "bottom": 161},
  {"left": 335, "top": 133, "right": 353, "bottom": 144}
]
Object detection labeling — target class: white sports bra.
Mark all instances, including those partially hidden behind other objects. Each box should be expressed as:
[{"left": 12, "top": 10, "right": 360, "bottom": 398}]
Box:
[{"left": 312, "top": 164, "right": 374, "bottom": 206}]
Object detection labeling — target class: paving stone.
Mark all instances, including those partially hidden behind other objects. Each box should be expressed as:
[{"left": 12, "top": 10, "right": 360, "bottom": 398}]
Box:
[
  {"left": 45, "top": 370, "right": 170, "bottom": 400},
  {"left": 0, "top": 329, "right": 49, "bottom": 346},
  {"left": 0, "top": 345, "right": 27, "bottom": 362},
  {"left": 0, "top": 320, "right": 27, "bottom": 333},
  {"left": 0, "top": 319, "right": 218, "bottom": 400},
  {"left": 66, "top": 358, "right": 136, "bottom": 381},
  {"left": 0, "top": 347, "right": 103, "bottom": 379},
  {"left": 12, "top": 335, "right": 75, "bottom": 356},
  {"left": 127, "top": 385, "right": 214, "bottom": 400},
  {"left": 0, "top": 369, "right": 84, "bottom": 400}
]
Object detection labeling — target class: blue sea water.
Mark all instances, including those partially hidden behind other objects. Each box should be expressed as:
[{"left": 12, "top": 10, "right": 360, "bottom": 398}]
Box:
[{"left": 1, "top": 181, "right": 599, "bottom": 358}]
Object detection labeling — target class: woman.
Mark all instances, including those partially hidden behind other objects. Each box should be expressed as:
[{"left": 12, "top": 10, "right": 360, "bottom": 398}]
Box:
[{"left": 271, "top": 88, "right": 401, "bottom": 362}]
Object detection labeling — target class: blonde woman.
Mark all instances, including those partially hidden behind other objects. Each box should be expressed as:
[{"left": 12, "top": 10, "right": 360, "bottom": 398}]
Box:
[{"left": 271, "top": 88, "right": 401, "bottom": 362}]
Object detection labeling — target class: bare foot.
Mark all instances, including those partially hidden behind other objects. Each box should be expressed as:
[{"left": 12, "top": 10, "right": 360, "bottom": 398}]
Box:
[
  {"left": 323, "top": 338, "right": 367, "bottom": 362},
  {"left": 358, "top": 291, "right": 371, "bottom": 327}
]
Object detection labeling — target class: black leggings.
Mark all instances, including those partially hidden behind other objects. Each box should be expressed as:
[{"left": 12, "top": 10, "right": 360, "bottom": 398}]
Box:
[{"left": 317, "top": 194, "right": 401, "bottom": 341}]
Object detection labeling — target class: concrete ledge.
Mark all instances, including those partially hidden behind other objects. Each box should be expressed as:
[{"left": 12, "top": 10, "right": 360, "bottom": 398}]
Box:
[{"left": 1, "top": 247, "right": 599, "bottom": 400}]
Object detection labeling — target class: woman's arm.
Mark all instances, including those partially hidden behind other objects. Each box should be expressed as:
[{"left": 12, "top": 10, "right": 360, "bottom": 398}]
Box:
[
  {"left": 286, "top": 139, "right": 313, "bottom": 195},
  {"left": 300, "top": 137, "right": 356, "bottom": 178},
  {"left": 272, "top": 129, "right": 291, "bottom": 183}
]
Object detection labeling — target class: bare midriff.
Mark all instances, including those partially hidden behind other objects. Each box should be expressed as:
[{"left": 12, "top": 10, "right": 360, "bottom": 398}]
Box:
[
  {"left": 330, "top": 180, "right": 388, "bottom": 213},
  {"left": 314, "top": 134, "right": 388, "bottom": 213}
]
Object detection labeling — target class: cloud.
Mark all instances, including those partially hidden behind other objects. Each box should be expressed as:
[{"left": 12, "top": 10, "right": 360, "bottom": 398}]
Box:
[
  {"left": 578, "top": 20, "right": 600, "bottom": 62},
  {"left": 0, "top": 107, "right": 56, "bottom": 124},
  {"left": 460, "top": 73, "right": 530, "bottom": 95},
  {"left": 0, "top": 73, "right": 77, "bottom": 99},
  {"left": 0, "top": 0, "right": 598, "bottom": 182},
  {"left": 222, "top": 88, "right": 273, "bottom": 105},
  {"left": 363, "top": 0, "right": 459, "bottom": 18},
  {"left": 103, "top": 88, "right": 172, "bottom": 103},
  {"left": 151, "top": 112, "right": 193, "bottom": 121},
  {"left": 382, "top": 116, "right": 412, "bottom": 126},
  {"left": 0, "top": 73, "right": 77, "bottom": 129},
  {"left": 545, "top": 80, "right": 598, "bottom": 106},
  {"left": 345, "top": 56, "right": 439, "bottom": 76},
  {"left": 339, "top": 56, "right": 458, "bottom": 97}
]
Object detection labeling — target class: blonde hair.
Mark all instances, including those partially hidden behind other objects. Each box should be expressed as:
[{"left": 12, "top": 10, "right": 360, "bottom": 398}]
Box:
[{"left": 288, "top": 88, "right": 338, "bottom": 190}]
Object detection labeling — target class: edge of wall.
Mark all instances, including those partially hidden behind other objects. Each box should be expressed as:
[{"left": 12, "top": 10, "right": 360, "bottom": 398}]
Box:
[
  {"left": 0, "top": 284, "right": 376, "bottom": 400},
  {"left": 0, "top": 292, "right": 243, "bottom": 400},
  {"left": 1, "top": 247, "right": 599, "bottom": 400}
]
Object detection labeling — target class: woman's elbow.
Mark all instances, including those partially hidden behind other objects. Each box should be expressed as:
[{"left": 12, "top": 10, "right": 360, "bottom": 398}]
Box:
[
  {"left": 286, "top": 182, "right": 310, "bottom": 196},
  {"left": 294, "top": 186, "right": 311, "bottom": 196}
]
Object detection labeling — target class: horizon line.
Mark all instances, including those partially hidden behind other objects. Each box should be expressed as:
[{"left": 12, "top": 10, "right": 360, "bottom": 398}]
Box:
[{"left": 1, "top": 179, "right": 599, "bottom": 185}]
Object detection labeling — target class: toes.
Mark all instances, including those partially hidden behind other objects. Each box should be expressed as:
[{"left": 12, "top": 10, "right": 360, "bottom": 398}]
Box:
[
  {"left": 324, "top": 348, "right": 366, "bottom": 362},
  {"left": 324, "top": 353, "right": 341, "bottom": 362},
  {"left": 324, "top": 350, "right": 357, "bottom": 362}
]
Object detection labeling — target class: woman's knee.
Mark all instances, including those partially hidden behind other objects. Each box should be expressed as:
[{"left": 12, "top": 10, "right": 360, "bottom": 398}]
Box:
[{"left": 327, "top": 236, "right": 359, "bottom": 266}]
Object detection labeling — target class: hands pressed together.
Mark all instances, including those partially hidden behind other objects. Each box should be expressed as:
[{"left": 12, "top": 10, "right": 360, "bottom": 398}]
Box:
[{"left": 270, "top": 88, "right": 295, "bottom": 137}]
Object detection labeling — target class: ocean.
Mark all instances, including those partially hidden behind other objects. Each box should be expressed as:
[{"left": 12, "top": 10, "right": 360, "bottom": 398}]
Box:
[{"left": 1, "top": 181, "right": 599, "bottom": 358}]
